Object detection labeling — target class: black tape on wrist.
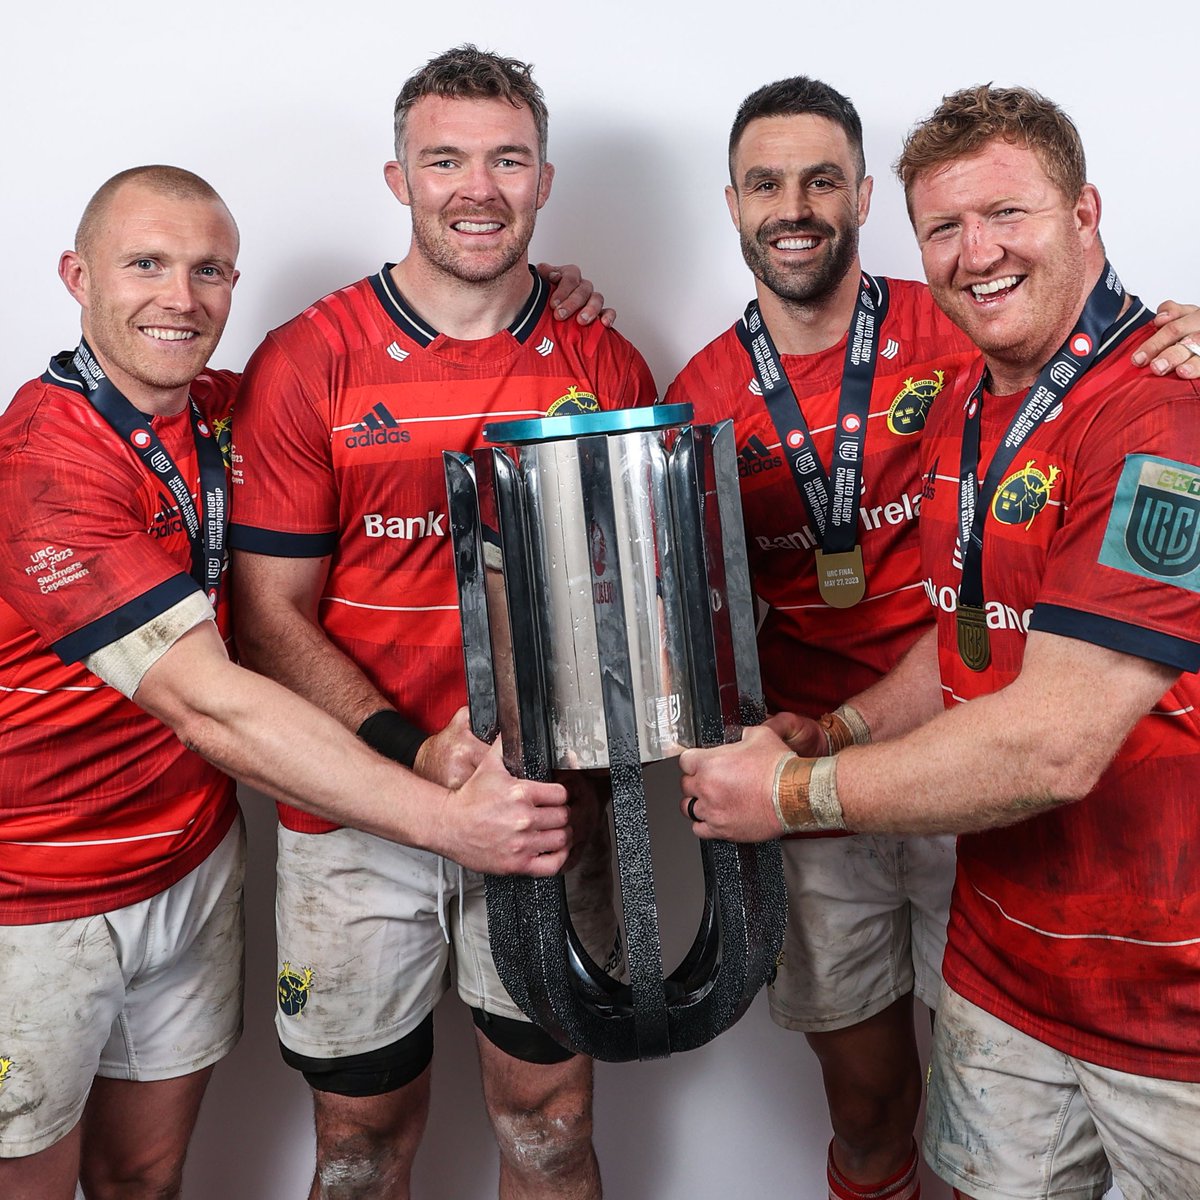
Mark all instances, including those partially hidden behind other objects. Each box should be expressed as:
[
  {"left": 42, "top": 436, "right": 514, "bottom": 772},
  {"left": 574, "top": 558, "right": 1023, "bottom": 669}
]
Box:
[{"left": 356, "top": 709, "right": 428, "bottom": 770}]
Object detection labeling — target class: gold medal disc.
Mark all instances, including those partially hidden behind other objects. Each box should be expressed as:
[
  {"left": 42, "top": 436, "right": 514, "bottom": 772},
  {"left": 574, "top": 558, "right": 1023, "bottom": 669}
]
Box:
[{"left": 815, "top": 547, "right": 866, "bottom": 608}]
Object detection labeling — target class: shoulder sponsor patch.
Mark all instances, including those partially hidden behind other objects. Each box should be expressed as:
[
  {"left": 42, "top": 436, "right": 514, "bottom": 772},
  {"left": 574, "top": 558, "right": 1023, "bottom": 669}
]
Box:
[{"left": 1099, "top": 454, "right": 1200, "bottom": 589}]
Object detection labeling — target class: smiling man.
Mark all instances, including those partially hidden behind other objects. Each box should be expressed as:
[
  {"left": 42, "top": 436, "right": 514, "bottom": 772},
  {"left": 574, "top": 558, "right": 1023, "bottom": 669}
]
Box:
[
  {"left": 665, "top": 79, "right": 978, "bottom": 1200},
  {"left": 0, "top": 166, "right": 581, "bottom": 1200},
  {"left": 678, "top": 85, "right": 1200, "bottom": 1199},
  {"left": 665, "top": 77, "right": 1200, "bottom": 1200},
  {"left": 229, "top": 46, "right": 654, "bottom": 1200}
]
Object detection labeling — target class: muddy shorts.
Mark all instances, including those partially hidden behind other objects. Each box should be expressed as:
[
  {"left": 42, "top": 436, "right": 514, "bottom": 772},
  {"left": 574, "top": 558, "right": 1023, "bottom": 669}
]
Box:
[
  {"left": 274, "top": 823, "right": 619, "bottom": 1059},
  {"left": 0, "top": 818, "right": 245, "bottom": 1156},
  {"left": 768, "top": 832, "right": 955, "bottom": 1031},
  {"left": 924, "top": 986, "right": 1200, "bottom": 1199}
]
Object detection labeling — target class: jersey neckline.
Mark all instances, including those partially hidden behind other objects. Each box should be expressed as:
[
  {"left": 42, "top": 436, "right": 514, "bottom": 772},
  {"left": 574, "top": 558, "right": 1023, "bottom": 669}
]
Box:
[{"left": 368, "top": 263, "right": 548, "bottom": 349}]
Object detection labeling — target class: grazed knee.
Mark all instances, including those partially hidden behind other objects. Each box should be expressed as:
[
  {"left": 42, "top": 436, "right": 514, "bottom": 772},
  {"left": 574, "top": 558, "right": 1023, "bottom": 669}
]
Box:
[
  {"left": 491, "top": 1105, "right": 594, "bottom": 1180},
  {"left": 314, "top": 1137, "right": 398, "bottom": 1199}
]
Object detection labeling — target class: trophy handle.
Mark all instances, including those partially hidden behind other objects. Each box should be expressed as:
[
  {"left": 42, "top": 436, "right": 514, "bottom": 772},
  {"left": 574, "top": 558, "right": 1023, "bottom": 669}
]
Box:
[
  {"left": 710, "top": 420, "right": 768, "bottom": 726},
  {"left": 443, "top": 452, "right": 498, "bottom": 743}
]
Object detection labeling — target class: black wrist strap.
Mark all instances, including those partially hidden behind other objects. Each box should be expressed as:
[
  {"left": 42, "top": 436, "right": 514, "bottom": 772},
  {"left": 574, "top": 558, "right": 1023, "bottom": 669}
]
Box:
[{"left": 357, "top": 709, "right": 428, "bottom": 769}]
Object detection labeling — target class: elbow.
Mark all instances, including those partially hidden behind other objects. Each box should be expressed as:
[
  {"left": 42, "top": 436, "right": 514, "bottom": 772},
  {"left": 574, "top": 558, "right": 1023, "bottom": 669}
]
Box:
[
  {"left": 1031, "top": 734, "right": 1110, "bottom": 808},
  {"left": 231, "top": 625, "right": 267, "bottom": 674},
  {"left": 136, "top": 678, "right": 229, "bottom": 766}
]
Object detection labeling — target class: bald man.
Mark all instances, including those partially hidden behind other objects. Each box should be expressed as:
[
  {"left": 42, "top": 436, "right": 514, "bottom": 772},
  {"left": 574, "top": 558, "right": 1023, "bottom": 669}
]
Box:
[{"left": 0, "top": 165, "right": 583, "bottom": 1200}]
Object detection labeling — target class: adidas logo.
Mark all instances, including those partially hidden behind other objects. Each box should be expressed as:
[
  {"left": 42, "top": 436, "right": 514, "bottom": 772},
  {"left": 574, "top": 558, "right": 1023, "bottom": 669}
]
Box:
[
  {"left": 536, "top": 337, "right": 554, "bottom": 357},
  {"left": 386, "top": 341, "right": 409, "bottom": 362},
  {"left": 149, "top": 490, "right": 186, "bottom": 539},
  {"left": 880, "top": 338, "right": 900, "bottom": 360},
  {"left": 737, "top": 434, "right": 782, "bottom": 478},
  {"left": 344, "top": 402, "right": 411, "bottom": 449}
]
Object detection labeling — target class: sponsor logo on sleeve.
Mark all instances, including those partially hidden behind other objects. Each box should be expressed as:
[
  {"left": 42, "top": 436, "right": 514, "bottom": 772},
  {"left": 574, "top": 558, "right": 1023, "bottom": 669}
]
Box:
[{"left": 1100, "top": 454, "right": 1200, "bottom": 589}]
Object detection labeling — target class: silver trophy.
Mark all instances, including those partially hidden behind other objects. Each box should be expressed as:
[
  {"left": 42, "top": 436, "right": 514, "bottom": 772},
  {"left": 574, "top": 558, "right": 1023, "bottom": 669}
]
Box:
[{"left": 443, "top": 404, "right": 785, "bottom": 1061}]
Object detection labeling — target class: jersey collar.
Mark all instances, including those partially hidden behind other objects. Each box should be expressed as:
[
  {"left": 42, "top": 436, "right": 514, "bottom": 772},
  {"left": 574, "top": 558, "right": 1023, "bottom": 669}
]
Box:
[{"left": 368, "top": 264, "right": 548, "bottom": 348}]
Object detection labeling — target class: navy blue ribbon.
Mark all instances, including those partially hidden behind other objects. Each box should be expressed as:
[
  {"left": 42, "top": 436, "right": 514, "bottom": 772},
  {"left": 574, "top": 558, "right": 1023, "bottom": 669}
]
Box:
[
  {"left": 736, "top": 274, "right": 889, "bottom": 554},
  {"left": 956, "top": 263, "right": 1150, "bottom": 610},
  {"left": 53, "top": 340, "right": 229, "bottom": 608}
]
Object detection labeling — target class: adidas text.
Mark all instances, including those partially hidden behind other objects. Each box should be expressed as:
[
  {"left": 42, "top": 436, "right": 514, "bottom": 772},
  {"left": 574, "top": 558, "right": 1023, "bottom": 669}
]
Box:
[{"left": 345, "top": 428, "right": 411, "bottom": 448}]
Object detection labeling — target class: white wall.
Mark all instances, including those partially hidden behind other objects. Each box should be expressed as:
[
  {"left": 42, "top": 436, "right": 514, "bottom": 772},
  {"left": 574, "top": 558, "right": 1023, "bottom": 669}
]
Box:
[{"left": 4, "top": 2, "right": 1194, "bottom": 1195}]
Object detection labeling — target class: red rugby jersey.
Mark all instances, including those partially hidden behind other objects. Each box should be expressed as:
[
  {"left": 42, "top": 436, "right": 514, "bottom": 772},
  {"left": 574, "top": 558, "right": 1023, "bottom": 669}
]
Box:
[
  {"left": 666, "top": 278, "right": 977, "bottom": 716},
  {"left": 229, "top": 266, "right": 657, "bottom": 832},
  {"left": 919, "top": 320, "right": 1200, "bottom": 1080},
  {"left": 0, "top": 366, "right": 239, "bottom": 924}
]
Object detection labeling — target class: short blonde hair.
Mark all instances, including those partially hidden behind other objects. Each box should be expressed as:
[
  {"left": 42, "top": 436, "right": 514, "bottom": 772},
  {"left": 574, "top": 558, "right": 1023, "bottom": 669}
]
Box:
[
  {"left": 895, "top": 85, "right": 1086, "bottom": 211},
  {"left": 76, "top": 165, "right": 235, "bottom": 257}
]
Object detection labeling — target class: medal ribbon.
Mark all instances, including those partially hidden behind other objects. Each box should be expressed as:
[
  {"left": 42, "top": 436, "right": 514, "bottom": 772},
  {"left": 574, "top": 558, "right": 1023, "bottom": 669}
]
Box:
[
  {"left": 736, "top": 273, "right": 890, "bottom": 554},
  {"left": 956, "top": 262, "right": 1150, "bottom": 613},
  {"left": 57, "top": 340, "right": 229, "bottom": 607}
]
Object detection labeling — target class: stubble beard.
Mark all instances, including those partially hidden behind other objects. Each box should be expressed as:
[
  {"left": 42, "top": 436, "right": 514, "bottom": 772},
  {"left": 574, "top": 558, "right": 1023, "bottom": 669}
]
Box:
[
  {"left": 411, "top": 207, "right": 535, "bottom": 286},
  {"left": 741, "top": 218, "right": 859, "bottom": 308},
  {"left": 86, "top": 304, "right": 218, "bottom": 395}
]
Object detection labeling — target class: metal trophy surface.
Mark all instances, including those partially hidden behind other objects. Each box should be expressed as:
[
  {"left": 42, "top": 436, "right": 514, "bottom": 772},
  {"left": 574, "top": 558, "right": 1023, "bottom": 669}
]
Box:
[{"left": 443, "top": 403, "right": 785, "bottom": 1062}]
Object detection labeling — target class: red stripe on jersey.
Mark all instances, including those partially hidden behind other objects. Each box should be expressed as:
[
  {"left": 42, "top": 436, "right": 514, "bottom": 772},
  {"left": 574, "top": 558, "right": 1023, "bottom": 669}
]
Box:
[
  {"left": 667, "top": 279, "right": 978, "bottom": 718},
  {"left": 0, "top": 371, "right": 240, "bottom": 922},
  {"left": 231, "top": 271, "right": 657, "bottom": 833},
  {"left": 919, "top": 325, "right": 1200, "bottom": 1080}
]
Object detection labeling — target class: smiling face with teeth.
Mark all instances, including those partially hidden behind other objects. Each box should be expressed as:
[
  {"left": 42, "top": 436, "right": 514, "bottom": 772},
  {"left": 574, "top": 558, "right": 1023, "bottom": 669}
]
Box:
[
  {"left": 726, "top": 114, "right": 872, "bottom": 314},
  {"left": 58, "top": 180, "right": 239, "bottom": 416},
  {"left": 385, "top": 94, "right": 553, "bottom": 290},
  {"left": 909, "top": 138, "right": 1103, "bottom": 394}
]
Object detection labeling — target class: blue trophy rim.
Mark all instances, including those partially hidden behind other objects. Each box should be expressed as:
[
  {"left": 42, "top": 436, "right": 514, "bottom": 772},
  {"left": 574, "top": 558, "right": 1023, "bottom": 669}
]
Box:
[{"left": 483, "top": 403, "right": 694, "bottom": 445}]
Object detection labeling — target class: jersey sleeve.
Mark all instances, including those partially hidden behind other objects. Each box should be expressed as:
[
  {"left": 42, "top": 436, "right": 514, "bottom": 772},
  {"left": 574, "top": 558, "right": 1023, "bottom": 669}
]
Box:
[
  {"left": 663, "top": 342, "right": 735, "bottom": 424},
  {"left": 229, "top": 332, "right": 340, "bottom": 558},
  {"left": 596, "top": 328, "right": 657, "bottom": 410},
  {"left": 1030, "top": 387, "right": 1200, "bottom": 671},
  {"left": 663, "top": 369, "right": 694, "bottom": 410},
  {"left": 0, "top": 443, "right": 198, "bottom": 665}
]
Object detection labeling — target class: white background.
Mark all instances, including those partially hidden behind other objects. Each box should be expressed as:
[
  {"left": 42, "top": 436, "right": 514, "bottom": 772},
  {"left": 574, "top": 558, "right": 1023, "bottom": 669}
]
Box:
[{"left": 4, "top": 2, "right": 1194, "bottom": 1195}]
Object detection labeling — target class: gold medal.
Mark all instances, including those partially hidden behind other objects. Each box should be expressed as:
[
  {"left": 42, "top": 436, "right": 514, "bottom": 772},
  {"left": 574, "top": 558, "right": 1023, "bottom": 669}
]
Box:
[
  {"left": 815, "top": 547, "right": 866, "bottom": 608},
  {"left": 956, "top": 602, "right": 991, "bottom": 671}
]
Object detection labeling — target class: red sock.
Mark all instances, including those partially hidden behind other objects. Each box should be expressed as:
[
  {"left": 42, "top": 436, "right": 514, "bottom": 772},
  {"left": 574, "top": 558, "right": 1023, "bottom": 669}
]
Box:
[{"left": 827, "top": 1139, "right": 920, "bottom": 1200}]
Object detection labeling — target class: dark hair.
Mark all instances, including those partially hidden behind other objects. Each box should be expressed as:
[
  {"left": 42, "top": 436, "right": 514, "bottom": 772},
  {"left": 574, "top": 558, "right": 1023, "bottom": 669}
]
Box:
[
  {"left": 728, "top": 76, "right": 865, "bottom": 184},
  {"left": 896, "top": 84, "right": 1086, "bottom": 206},
  {"left": 394, "top": 44, "right": 549, "bottom": 162},
  {"left": 76, "top": 165, "right": 234, "bottom": 257}
]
